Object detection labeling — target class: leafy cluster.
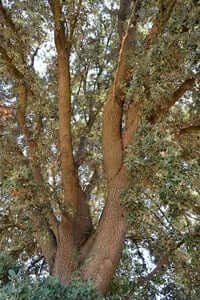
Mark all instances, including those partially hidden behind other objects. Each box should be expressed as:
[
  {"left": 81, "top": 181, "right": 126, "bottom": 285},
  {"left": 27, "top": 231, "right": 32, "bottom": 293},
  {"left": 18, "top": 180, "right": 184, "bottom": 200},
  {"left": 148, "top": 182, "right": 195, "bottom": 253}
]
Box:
[
  {"left": 119, "top": 118, "right": 200, "bottom": 298},
  {"left": 0, "top": 252, "right": 102, "bottom": 300}
]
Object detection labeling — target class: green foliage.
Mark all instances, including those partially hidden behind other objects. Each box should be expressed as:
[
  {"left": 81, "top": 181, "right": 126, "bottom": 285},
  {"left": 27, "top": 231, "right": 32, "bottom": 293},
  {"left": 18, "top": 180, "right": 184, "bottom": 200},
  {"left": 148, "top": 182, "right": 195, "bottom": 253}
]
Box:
[
  {"left": 119, "top": 118, "right": 200, "bottom": 297},
  {"left": 0, "top": 276, "right": 102, "bottom": 300},
  {"left": 0, "top": 252, "right": 20, "bottom": 286},
  {"left": 0, "top": 252, "right": 102, "bottom": 300}
]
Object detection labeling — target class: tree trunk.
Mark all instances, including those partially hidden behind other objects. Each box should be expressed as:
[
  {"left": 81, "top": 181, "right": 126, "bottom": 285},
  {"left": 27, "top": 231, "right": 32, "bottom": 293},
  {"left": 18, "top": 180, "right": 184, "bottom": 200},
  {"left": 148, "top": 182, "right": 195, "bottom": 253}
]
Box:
[
  {"left": 46, "top": 0, "right": 135, "bottom": 294},
  {"left": 53, "top": 215, "right": 75, "bottom": 284},
  {"left": 81, "top": 168, "right": 127, "bottom": 294}
]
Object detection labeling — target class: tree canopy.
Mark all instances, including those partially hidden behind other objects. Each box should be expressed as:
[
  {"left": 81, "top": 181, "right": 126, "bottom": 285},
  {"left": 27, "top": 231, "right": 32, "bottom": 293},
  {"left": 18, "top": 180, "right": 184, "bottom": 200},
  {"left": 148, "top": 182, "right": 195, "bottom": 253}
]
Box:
[{"left": 0, "top": 0, "right": 200, "bottom": 298}]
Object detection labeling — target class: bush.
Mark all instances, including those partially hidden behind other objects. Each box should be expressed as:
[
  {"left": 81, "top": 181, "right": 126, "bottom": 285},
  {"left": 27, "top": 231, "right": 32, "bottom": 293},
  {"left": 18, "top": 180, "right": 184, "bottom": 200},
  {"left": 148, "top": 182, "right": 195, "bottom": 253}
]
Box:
[
  {"left": 0, "top": 275, "right": 103, "bottom": 300},
  {"left": 0, "top": 252, "right": 103, "bottom": 300},
  {"left": 0, "top": 252, "right": 21, "bottom": 286}
]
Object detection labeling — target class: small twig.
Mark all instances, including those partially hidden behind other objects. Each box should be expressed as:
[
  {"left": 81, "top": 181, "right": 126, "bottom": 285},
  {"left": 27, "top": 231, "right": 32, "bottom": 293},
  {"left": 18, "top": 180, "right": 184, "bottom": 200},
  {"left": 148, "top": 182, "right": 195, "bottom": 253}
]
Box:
[{"left": 30, "top": 47, "right": 40, "bottom": 68}]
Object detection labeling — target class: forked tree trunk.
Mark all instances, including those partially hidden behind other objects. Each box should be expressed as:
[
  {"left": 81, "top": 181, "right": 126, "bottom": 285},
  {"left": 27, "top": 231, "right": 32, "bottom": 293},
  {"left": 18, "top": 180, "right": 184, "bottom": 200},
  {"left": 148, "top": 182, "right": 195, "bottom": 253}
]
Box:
[
  {"left": 46, "top": 0, "right": 139, "bottom": 294},
  {"left": 51, "top": 169, "right": 127, "bottom": 294}
]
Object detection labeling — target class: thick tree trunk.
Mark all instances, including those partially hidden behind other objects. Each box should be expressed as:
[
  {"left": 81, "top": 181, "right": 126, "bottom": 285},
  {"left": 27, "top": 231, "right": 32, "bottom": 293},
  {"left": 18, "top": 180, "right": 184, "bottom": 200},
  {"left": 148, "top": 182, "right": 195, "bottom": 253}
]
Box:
[
  {"left": 53, "top": 215, "right": 75, "bottom": 284},
  {"left": 47, "top": 0, "right": 136, "bottom": 293},
  {"left": 81, "top": 168, "right": 127, "bottom": 294}
]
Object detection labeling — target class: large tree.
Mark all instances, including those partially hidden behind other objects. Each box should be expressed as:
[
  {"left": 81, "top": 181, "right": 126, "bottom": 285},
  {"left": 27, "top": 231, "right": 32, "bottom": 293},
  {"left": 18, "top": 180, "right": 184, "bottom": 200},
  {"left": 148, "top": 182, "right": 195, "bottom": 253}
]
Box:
[{"left": 0, "top": 0, "right": 200, "bottom": 297}]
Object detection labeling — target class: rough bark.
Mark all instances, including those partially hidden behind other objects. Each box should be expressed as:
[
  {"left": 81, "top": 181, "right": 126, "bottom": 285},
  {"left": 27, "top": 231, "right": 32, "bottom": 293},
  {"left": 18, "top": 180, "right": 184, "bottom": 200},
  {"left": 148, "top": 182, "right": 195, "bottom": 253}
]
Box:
[
  {"left": 48, "top": 0, "right": 77, "bottom": 282},
  {"left": 53, "top": 215, "right": 75, "bottom": 284},
  {"left": 49, "top": 0, "right": 93, "bottom": 283},
  {"left": 49, "top": 0, "right": 78, "bottom": 209},
  {"left": 80, "top": 2, "right": 139, "bottom": 293},
  {"left": 81, "top": 168, "right": 127, "bottom": 294}
]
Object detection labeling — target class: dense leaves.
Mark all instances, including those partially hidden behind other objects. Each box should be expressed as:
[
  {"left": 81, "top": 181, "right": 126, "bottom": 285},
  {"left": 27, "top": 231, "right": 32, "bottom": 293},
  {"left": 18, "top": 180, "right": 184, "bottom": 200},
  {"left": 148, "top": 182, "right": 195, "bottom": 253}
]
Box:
[
  {"left": 120, "top": 119, "right": 200, "bottom": 297},
  {"left": 0, "top": 252, "right": 102, "bottom": 300}
]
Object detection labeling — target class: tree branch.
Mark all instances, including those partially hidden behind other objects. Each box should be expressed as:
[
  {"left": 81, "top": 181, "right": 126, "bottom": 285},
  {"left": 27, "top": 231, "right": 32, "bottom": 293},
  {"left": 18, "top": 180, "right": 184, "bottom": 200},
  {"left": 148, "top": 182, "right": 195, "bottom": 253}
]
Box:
[
  {"left": 0, "top": 0, "right": 16, "bottom": 32},
  {"left": 16, "top": 84, "right": 42, "bottom": 182},
  {"left": 112, "top": 0, "right": 140, "bottom": 102},
  {"left": 125, "top": 239, "right": 184, "bottom": 298},
  {"left": 49, "top": 0, "right": 79, "bottom": 210},
  {"left": 141, "top": 240, "right": 184, "bottom": 282},
  {"left": 30, "top": 47, "right": 40, "bottom": 68},
  {"left": 144, "top": 0, "right": 177, "bottom": 49},
  {"left": 103, "top": 1, "right": 140, "bottom": 182},
  {"left": 179, "top": 125, "right": 200, "bottom": 136},
  {"left": 15, "top": 83, "right": 58, "bottom": 257},
  {"left": 49, "top": 2, "right": 93, "bottom": 256},
  {"left": 0, "top": 45, "right": 36, "bottom": 99},
  {"left": 148, "top": 73, "right": 200, "bottom": 123}
]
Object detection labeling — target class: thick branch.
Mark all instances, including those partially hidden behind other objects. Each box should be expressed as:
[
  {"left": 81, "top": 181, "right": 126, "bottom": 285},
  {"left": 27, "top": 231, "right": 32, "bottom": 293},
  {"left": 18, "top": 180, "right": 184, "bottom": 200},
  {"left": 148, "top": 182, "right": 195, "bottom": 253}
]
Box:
[
  {"left": 120, "top": 0, "right": 179, "bottom": 148},
  {"left": 113, "top": 0, "right": 139, "bottom": 102},
  {"left": 49, "top": 0, "right": 79, "bottom": 209},
  {"left": 15, "top": 84, "right": 58, "bottom": 265},
  {"left": 81, "top": 168, "right": 127, "bottom": 294},
  {"left": 73, "top": 188, "right": 93, "bottom": 249},
  {"left": 148, "top": 74, "right": 200, "bottom": 123},
  {"left": 103, "top": 1, "right": 139, "bottom": 182},
  {"left": 145, "top": 0, "right": 177, "bottom": 49},
  {"left": 138, "top": 240, "right": 184, "bottom": 284},
  {"left": 49, "top": 2, "right": 93, "bottom": 256},
  {"left": 103, "top": 94, "right": 123, "bottom": 182},
  {"left": 85, "top": 3, "right": 140, "bottom": 292},
  {"left": 16, "top": 85, "right": 43, "bottom": 182}
]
